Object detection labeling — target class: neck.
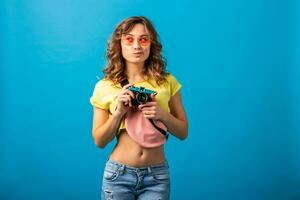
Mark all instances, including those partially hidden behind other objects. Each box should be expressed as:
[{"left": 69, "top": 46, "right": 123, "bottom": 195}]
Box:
[{"left": 125, "top": 62, "right": 146, "bottom": 82}]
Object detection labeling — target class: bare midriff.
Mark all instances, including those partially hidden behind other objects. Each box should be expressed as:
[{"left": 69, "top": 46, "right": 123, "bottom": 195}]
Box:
[{"left": 109, "top": 129, "right": 165, "bottom": 167}]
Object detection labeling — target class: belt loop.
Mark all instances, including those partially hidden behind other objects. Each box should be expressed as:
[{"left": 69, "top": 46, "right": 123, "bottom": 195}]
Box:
[
  {"left": 119, "top": 164, "right": 125, "bottom": 174},
  {"left": 147, "top": 166, "right": 152, "bottom": 174}
]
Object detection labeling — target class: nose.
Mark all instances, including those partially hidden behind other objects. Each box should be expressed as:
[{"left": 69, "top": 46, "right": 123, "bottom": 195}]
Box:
[{"left": 132, "top": 40, "right": 142, "bottom": 50}]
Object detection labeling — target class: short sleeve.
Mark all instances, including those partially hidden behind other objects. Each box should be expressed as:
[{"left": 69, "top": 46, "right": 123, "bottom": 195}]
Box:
[
  {"left": 90, "top": 80, "right": 111, "bottom": 110},
  {"left": 167, "top": 74, "right": 182, "bottom": 97}
]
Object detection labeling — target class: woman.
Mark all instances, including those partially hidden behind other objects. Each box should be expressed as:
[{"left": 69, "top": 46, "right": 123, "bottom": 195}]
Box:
[{"left": 90, "top": 16, "right": 188, "bottom": 200}]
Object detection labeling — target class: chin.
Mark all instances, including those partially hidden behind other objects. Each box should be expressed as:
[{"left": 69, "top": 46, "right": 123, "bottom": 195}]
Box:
[{"left": 129, "top": 57, "right": 147, "bottom": 63}]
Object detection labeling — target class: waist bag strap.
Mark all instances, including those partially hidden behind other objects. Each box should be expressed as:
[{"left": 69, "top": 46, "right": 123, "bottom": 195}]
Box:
[{"left": 121, "top": 78, "right": 168, "bottom": 139}]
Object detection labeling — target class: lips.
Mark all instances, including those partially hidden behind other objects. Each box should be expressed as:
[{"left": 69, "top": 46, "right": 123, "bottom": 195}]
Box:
[
  {"left": 132, "top": 52, "right": 143, "bottom": 58},
  {"left": 133, "top": 52, "right": 143, "bottom": 55}
]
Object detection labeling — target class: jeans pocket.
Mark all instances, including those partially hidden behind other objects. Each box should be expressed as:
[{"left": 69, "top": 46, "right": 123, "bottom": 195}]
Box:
[
  {"left": 103, "top": 166, "right": 120, "bottom": 181},
  {"left": 152, "top": 170, "right": 170, "bottom": 184}
]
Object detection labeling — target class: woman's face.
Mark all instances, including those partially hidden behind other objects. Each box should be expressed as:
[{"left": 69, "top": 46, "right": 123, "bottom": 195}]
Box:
[{"left": 121, "top": 23, "right": 151, "bottom": 64}]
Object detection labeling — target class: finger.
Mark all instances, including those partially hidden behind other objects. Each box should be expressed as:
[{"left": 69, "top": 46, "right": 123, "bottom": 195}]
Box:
[
  {"left": 143, "top": 113, "right": 155, "bottom": 119},
  {"left": 124, "top": 89, "right": 135, "bottom": 99},
  {"left": 121, "top": 93, "right": 131, "bottom": 99},
  {"left": 140, "top": 106, "right": 153, "bottom": 111},
  {"left": 119, "top": 96, "right": 129, "bottom": 102},
  {"left": 128, "top": 96, "right": 132, "bottom": 107},
  {"left": 138, "top": 104, "right": 144, "bottom": 109},
  {"left": 120, "top": 97, "right": 130, "bottom": 106},
  {"left": 138, "top": 104, "right": 149, "bottom": 110},
  {"left": 143, "top": 101, "right": 156, "bottom": 107},
  {"left": 120, "top": 88, "right": 134, "bottom": 99},
  {"left": 120, "top": 99, "right": 128, "bottom": 106},
  {"left": 121, "top": 84, "right": 133, "bottom": 95},
  {"left": 119, "top": 96, "right": 126, "bottom": 102},
  {"left": 150, "top": 94, "right": 156, "bottom": 101},
  {"left": 143, "top": 110, "right": 155, "bottom": 115},
  {"left": 125, "top": 96, "right": 132, "bottom": 107},
  {"left": 120, "top": 94, "right": 132, "bottom": 104},
  {"left": 123, "top": 83, "right": 133, "bottom": 89},
  {"left": 138, "top": 103, "right": 153, "bottom": 109},
  {"left": 121, "top": 90, "right": 130, "bottom": 96},
  {"left": 125, "top": 97, "right": 131, "bottom": 106}
]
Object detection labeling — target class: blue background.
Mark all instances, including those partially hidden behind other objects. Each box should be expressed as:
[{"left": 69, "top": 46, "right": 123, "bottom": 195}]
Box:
[{"left": 1, "top": 0, "right": 299, "bottom": 199}]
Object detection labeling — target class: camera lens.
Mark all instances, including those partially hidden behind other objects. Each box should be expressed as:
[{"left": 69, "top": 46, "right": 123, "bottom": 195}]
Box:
[{"left": 136, "top": 93, "right": 148, "bottom": 104}]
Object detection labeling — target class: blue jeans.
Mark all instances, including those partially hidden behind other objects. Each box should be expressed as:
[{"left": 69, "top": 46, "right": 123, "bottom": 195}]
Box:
[{"left": 101, "top": 159, "right": 170, "bottom": 200}]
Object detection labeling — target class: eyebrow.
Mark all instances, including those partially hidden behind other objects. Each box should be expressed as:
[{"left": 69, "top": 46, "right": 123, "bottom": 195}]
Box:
[{"left": 124, "top": 33, "right": 150, "bottom": 37}]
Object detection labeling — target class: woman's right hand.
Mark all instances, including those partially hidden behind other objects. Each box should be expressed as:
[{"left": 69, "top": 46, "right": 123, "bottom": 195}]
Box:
[{"left": 114, "top": 84, "right": 135, "bottom": 117}]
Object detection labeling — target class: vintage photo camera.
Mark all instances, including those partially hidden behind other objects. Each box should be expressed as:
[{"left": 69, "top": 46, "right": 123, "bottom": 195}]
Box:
[{"left": 128, "top": 86, "right": 157, "bottom": 106}]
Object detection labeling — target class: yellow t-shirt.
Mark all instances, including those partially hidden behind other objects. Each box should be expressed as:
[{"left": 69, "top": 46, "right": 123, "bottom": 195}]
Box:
[{"left": 90, "top": 73, "right": 182, "bottom": 132}]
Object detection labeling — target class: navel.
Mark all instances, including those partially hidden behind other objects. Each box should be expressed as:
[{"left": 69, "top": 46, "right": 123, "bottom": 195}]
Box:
[{"left": 139, "top": 150, "right": 144, "bottom": 157}]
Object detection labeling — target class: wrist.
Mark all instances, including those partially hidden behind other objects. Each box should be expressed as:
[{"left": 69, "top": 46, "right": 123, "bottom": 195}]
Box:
[
  {"left": 112, "top": 110, "right": 125, "bottom": 119},
  {"left": 159, "top": 109, "right": 169, "bottom": 122}
]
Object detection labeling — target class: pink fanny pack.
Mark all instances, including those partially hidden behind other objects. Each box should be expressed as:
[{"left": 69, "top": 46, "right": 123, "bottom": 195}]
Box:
[{"left": 125, "top": 107, "right": 168, "bottom": 148}]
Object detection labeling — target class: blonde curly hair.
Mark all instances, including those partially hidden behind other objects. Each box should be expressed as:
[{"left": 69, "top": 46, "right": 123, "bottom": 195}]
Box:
[{"left": 103, "top": 16, "right": 168, "bottom": 86}]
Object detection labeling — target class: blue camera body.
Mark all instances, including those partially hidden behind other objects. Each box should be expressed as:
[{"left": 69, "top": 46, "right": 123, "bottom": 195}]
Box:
[{"left": 128, "top": 86, "right": 157, "bottom": 106}]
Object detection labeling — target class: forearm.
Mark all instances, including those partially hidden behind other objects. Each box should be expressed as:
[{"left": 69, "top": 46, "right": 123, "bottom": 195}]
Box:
[
  {"left": 160, "top": 111, "right": 188, "bottom": 140},
  {"left": 93, "top": 112, "right": 123, "bottom": 148}
]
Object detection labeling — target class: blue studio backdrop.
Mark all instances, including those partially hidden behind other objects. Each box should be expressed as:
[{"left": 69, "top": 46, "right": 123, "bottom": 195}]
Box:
[{"left": 1, "top": 0, "right": 299, "bottom": 199}]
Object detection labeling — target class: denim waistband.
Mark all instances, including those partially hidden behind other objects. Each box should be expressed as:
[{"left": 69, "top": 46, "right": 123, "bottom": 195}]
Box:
[{"left": 106, "top": 159, "right": 169, "bottom": 174}]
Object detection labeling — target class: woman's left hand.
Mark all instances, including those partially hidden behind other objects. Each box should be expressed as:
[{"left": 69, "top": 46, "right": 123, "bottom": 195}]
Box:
[{"left": 138, "top": 94, "right": 165, "bottom": 120}]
